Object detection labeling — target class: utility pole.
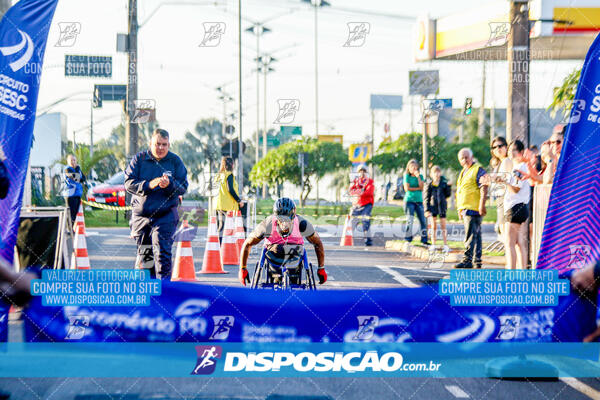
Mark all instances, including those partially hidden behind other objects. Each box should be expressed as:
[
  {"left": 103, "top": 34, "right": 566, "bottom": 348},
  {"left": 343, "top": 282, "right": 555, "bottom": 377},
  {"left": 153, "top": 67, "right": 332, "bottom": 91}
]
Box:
[
  {"left": 237, "top": 0, "right": 244, "bottom": 190},
  {"left": 421, "top": 95, "right": 428, "bottom": 179},
  {"left": 90, "top": 100, "right": 93, "bottom": 158},
  {"left": 477, "top": 61, "right": 486, "bottom": 138},
  {"left": 370, "top": 108, "right": 375, "bottom": 180},
  {"left": 507, "top": 0, "right": 530, "bottom": 147},
  {"left": 126, "top": 0, "right": 138, "bottom": 160}
]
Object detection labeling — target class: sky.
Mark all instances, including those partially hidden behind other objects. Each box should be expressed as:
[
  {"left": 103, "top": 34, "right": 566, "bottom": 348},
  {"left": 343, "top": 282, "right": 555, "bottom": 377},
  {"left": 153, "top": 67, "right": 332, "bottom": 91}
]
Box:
[{"left": 38, "top": 0, "right": 584, "bottom": 149}]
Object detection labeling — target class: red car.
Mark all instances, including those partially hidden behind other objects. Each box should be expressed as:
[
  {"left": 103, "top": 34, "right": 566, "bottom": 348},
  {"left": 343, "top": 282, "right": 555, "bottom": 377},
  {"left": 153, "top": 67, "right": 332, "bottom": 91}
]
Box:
[{"left": 87, "top": 171, "right": 126, "bottom": 207}]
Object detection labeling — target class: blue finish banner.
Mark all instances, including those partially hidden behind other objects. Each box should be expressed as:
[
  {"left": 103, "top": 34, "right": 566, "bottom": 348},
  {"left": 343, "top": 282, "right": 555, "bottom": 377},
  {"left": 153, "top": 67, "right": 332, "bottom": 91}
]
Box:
[
  {"left": 2, "top": 343, "right": 600, "bottom": 377},
  {"left": 537, "top": 32, "right": 600, "bottom": 272},
  {"left": 23, "top": 280, "right": 597, "bottom": 343},
  {"left": 0, "top": 0, "right": 58, "bottom": 262}
]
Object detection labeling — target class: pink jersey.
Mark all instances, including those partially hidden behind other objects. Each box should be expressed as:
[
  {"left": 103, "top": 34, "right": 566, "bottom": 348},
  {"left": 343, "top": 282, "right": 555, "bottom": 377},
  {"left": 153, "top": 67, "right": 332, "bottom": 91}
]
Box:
[{"left": 265, "top": 216, "right": 304, "bottom": 245}]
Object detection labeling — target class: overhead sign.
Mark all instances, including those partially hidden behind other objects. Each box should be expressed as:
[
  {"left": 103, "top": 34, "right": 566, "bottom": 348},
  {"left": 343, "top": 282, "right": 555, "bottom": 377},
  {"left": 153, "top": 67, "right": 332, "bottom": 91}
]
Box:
[
  {"left": 348, "top": 143, "right": 372, "bottom": 163},
  {"left": 93, "top": 84, "right": 126, "bottom": 107},
  {"left": 317, "top": 134, "right": 343, "bottom": 145},
  {"left": 409, "top": 70, "right": 439, "bottom": 96},
  {"left": 65, "top": 55, "right": 112, "bottom": 77},
  {"left": 280, "top": 125, "right": 302, "bottom": 142},
  {"left": 370, "top": 94, "right": 403, "bottom": 110}
]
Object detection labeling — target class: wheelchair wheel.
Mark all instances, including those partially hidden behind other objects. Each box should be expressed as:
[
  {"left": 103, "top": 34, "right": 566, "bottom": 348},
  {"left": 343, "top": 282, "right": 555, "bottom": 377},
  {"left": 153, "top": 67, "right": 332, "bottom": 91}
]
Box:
[
  {"left": 307, "top": 262, "right": 317, "bottom": 290},
  {"left": 250, "top": 261, "right": 261, "bottom": 289}
]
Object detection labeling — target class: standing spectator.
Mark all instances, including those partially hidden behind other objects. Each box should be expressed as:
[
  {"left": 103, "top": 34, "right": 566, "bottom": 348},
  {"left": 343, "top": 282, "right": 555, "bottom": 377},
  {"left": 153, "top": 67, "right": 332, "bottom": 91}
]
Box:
[
  {"left": 455, "top": 148, "right": 488, "bottom": 269},
  {"left": 215, "top": 156, "right": 245, "bottom": 243},
  {"left": 403, "top": 160, "right": 429, "bottom": 245},
  {"left": 544, "top": 124, "right": 565, "bottom": 184},
  {"left": 125, "top": 129, "right": 188, "bottom": 280},
  {"left": 489, "top": 136, "right": 512, "bottom": 238},
  {"left": 501, "top": 140, "right": 531, "bottom": 269},
  {"left": 348, "top": 164, "right": 374, "bottom": 246},
  {"left": 62, "top": 154, "right": 86, "bottom": 224},
  {"left": 424, "top": 165, "right": 451, "bottom": 250}
]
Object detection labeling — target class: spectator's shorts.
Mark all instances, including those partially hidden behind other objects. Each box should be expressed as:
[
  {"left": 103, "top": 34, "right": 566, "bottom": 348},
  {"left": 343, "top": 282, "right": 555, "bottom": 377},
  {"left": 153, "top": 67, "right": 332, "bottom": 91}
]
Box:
[
  {"left": 430, "top": 212, "right": 447, "bottom": 219},
  {"left": 505, "top": 203, "right": 529, "bottom": 225}
]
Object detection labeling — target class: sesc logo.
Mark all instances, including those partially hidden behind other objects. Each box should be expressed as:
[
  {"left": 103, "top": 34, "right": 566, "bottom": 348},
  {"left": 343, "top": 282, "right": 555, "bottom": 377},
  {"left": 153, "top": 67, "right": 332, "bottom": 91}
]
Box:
[
  {"left": 199, "top": 22, "right": 226, "bottom": 47},
  {"left": 191, "top": 345, "right": 222, "bottom": 375},
  {"left": 273, "top": 99, "right": 300, "bottom": 124},
  {"left": 343, "top": 22, "right": 370, "bottom": 47},
  {"left": 0, "top": 29, "right": 34, "bottom": 72}
]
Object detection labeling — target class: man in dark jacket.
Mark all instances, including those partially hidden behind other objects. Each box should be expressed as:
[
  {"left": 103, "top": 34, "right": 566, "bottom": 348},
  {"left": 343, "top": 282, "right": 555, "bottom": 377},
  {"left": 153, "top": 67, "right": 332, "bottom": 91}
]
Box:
[{"left": 125, "top": 129, "right": 188, "bottom": 279}]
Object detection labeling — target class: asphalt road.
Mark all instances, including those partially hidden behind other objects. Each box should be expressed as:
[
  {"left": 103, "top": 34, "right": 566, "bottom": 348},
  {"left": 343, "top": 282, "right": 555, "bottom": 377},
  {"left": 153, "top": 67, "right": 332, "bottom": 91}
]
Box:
[{"left": 3, "top": 227, "right": 599, "bottom": 399}]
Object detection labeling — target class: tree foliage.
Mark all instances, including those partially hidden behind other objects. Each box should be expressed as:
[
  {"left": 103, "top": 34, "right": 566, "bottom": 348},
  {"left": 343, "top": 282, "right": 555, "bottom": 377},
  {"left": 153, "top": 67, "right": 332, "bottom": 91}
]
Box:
[
  {"left": 371, "top": 132, "right": 492, "bottom": 174},
  {"left": 548, "top": 68, "right": 581, "bottom": 119},
  {"left": 249, "top": 138, "right": 350, "bottom": 204}
]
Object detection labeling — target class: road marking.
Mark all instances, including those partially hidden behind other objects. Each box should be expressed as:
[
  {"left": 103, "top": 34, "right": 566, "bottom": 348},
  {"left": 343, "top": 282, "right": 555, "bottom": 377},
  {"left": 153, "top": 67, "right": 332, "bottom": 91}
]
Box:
[
  {"left": 560, "top": 378, "right": 600, "bottom": 399},
  {"left": 376, "top": 265, "right": 419, "bottom": 287},
  {"left": 444, "top": 385, "right": 470, "bottom": 398},
  {"left": 390, "top": 265, "right": 449, "bottom": 275}
]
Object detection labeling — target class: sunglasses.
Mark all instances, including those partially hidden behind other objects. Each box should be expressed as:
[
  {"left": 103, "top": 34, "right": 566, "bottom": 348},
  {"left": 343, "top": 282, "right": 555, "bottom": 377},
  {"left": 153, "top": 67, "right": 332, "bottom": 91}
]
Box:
[
  {"left": 550, "top": 140, "right": 562, "bottom": 145},
  {"left": 491, "top": 144, "right": 506, "bottom": 149}
]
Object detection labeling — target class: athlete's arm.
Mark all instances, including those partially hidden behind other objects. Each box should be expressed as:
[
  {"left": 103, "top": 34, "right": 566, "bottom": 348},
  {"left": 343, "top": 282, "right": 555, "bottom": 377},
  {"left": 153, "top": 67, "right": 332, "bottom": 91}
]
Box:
[
  {"left": 306, "top": 232, "right": 325, "bottom": 268},
  {"left": 240, "top": 235, "right": 262, "bottom": 268}
]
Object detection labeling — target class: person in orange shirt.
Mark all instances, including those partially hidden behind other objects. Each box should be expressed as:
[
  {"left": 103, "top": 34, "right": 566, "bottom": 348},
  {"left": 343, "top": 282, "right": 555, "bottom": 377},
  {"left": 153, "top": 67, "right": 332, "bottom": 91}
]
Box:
[{"left": 348, "top": 164, "right": 375, "bottom": 246}]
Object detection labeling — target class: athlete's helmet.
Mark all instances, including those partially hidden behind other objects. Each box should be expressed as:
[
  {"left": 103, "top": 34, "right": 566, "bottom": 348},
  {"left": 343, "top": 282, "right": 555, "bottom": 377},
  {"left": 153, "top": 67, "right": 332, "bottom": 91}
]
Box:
[
  {"left": 273, "top": 197, "right": 296, "bottom": 237},
  {"left": 273, "top": 197, "right": 296, "bottom": 218}
]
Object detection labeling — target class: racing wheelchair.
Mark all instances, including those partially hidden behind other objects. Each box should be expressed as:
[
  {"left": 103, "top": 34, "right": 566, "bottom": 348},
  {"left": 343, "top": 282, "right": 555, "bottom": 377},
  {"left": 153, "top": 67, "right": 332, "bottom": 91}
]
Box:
[{"left": 250, "top": 246, "right": 317, "bottom": 290}]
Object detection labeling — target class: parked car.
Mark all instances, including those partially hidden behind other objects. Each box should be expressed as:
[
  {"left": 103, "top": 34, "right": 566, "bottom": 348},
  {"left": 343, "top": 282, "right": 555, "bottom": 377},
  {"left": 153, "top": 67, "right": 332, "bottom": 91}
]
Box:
[{"left": 87, "top": 171, "right": 126, "bottom": 207}]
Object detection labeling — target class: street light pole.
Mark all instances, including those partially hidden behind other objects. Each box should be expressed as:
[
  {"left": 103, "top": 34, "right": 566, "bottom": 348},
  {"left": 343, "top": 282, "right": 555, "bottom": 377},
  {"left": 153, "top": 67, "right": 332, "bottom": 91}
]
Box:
[
  {"left": 126, "top": 0, "right": 138, "bottom": 161},
  {"left": 238, "top": 0, "right": 244, "bottom": 190}
]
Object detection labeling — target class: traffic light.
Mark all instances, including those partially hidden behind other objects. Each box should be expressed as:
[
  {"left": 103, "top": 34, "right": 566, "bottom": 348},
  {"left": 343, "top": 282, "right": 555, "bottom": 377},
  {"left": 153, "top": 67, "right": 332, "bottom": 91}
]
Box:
[{"left": 463, "top": 97, "right": 472, "bottom": 116}]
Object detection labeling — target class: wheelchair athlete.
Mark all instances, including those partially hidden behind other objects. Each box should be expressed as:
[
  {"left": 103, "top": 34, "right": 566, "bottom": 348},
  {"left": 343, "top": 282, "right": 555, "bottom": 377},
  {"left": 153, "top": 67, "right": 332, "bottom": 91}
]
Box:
[{"left": 239, "top": 197, "right": 327, "bottom": 286}]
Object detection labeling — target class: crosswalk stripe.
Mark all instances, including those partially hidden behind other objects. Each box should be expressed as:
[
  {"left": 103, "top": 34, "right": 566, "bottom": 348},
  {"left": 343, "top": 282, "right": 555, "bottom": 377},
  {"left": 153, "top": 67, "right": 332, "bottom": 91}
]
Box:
[
  {"left": 376, "top": 265, "right": 419, "bottom": 287},
  {"left": 560, "top": 377, "right": 600, "bottom": 399},
  {"left": 445, "top": 385, "right": 470, "bottom": 398}
]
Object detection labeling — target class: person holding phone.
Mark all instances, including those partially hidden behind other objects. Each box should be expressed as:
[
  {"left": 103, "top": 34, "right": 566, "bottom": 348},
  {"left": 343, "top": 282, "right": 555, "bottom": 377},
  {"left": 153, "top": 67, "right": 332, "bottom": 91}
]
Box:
[
  {"left": 501, "top": 140, "right": 531, "bottom": 270},
  {"left": 403, "top": 159, "right": 429, "bottom": 245},
  {"left": 125, "top": 129, "right": 188, "bottom": 279}
]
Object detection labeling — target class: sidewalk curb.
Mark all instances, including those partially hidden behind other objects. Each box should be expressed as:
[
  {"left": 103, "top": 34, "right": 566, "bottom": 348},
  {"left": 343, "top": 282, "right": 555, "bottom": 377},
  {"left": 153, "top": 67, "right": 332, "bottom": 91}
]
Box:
[{"left": 385, "top": 240, "right": 505, "bottom": 266}]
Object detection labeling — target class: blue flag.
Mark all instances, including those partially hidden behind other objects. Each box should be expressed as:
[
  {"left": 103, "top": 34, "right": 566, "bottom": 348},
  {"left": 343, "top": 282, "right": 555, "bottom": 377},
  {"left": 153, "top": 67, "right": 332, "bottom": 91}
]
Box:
[
  {"left": 0, "top": 0, "right": 58, "bottom": 262},
  {"left": 537, "top": 34, "right": 600, "bottom": 272}
]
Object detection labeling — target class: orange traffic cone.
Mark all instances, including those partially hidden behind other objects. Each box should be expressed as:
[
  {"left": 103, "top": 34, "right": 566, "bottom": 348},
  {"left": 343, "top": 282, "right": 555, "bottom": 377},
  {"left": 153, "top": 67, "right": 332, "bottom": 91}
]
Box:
[
  {"left": 220, "top": 211, "right": 240, "bottom": 265},
  {"left": 172, "top": 221, "right": 199, "bottom": 281},
  {"left": 73, "top": 204, "right": 87, "bottom": 236},
  {"left": 71, "top": 223, "right": 91, "bottom": 269},
  {"left": 340, "top": 215, "right": 354, "bottom": 246},
  {"left": 200, "top": 215, "right": 227, "bottom": 274},
  {"left": 234, "top": 210, "right": 245, "bottom": 253}
]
